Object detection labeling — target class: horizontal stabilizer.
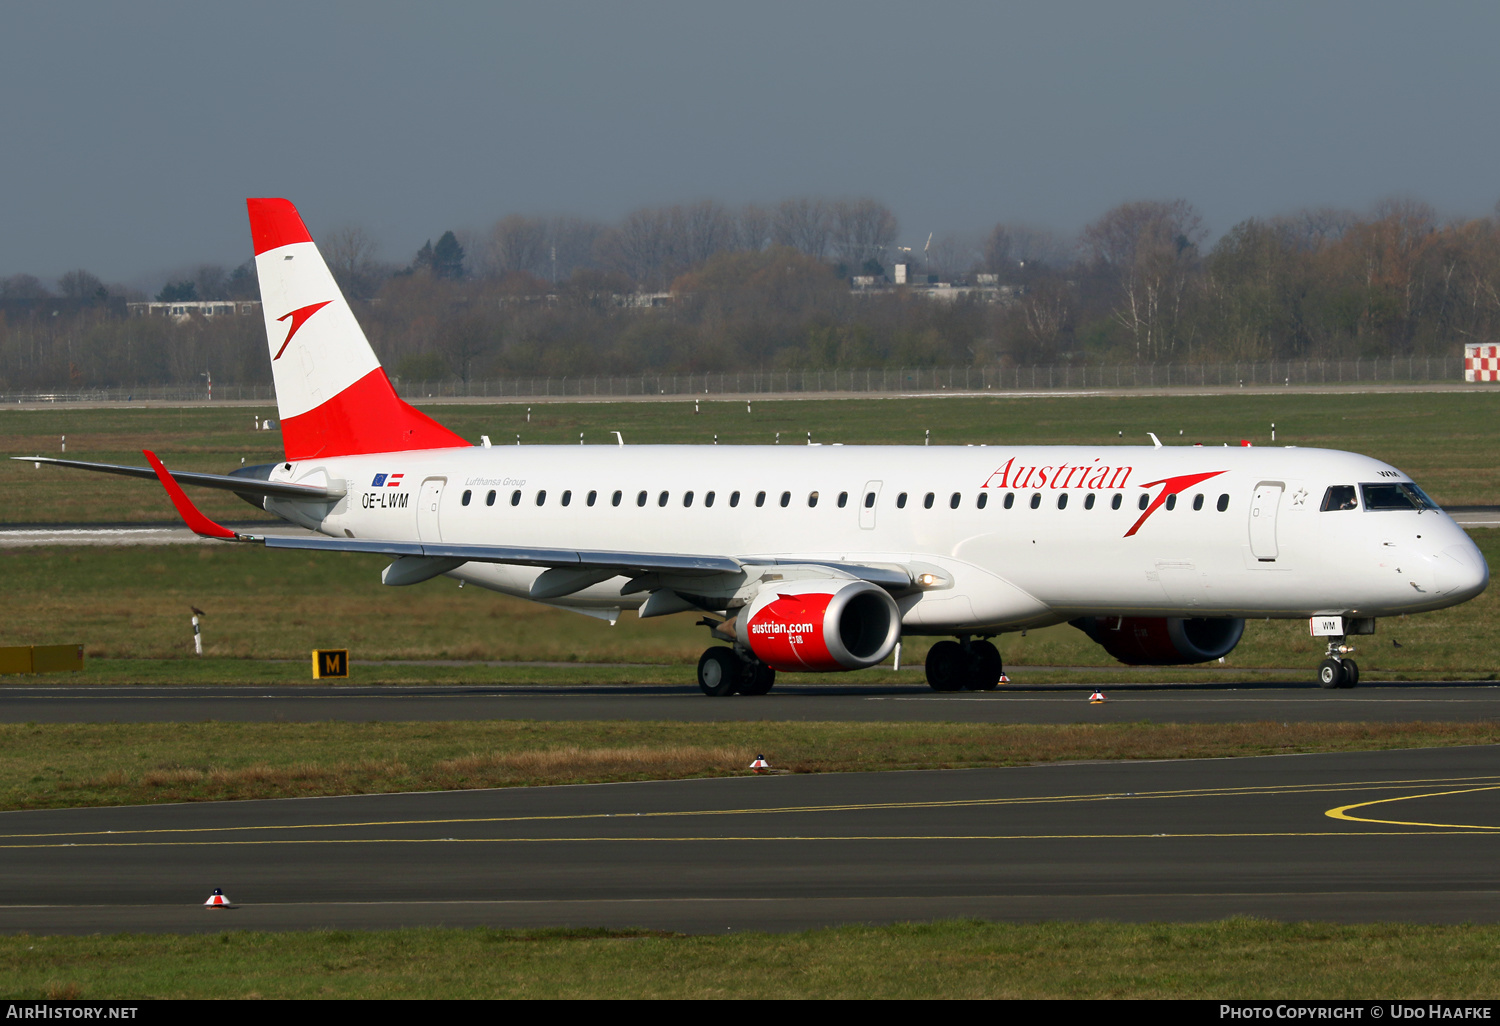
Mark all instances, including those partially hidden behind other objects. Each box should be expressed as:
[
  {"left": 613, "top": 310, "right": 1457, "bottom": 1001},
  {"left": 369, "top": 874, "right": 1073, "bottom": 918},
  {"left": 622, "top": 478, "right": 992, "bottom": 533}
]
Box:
[{"left": 14, "top": 456, "right": 338, "bottom": 502}]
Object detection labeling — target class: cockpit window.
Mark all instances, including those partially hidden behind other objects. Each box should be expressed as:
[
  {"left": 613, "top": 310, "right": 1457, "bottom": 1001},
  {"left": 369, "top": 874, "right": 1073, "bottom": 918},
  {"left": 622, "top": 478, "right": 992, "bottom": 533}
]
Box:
[
  {"left": 1360, "top": 482, "right": 1438, "bottom": 512},
  {"left": 1320, "top": 485, "right": 1358, "bottom": 511}
]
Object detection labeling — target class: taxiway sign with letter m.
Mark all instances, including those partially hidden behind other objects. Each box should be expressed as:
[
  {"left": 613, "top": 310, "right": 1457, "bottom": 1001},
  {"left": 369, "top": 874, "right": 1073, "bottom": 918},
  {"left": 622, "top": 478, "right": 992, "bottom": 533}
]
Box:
[{"left": 312, "top": 649, "right": 348, "bottom": 679}]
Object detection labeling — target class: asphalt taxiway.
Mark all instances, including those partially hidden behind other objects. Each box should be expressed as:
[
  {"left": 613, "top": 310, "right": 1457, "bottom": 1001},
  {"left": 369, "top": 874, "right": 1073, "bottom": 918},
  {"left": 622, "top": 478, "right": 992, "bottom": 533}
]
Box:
[
  {"left": 0, "top": 746, "right": 1495, "bottom": 934},
  {"left": 4, "top": 680, "right": 1499, "bottom": 724}
]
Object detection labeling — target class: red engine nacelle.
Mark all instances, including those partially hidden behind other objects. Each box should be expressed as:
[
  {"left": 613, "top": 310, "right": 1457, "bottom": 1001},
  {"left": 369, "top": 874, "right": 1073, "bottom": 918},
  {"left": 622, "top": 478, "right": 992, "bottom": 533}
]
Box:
[
  {"left": 735, "top": 578, "right": 901, "bottom": 672},
  {"left": 1072, "top": 616, "right": 1245, "bottom": 666}
]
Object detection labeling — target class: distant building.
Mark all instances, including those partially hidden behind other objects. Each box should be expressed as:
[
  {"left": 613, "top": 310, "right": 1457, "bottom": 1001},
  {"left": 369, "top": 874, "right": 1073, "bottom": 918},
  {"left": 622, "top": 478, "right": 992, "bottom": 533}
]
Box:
[{"left": 127, "top": 300, "right": 260, "bottom": 322}]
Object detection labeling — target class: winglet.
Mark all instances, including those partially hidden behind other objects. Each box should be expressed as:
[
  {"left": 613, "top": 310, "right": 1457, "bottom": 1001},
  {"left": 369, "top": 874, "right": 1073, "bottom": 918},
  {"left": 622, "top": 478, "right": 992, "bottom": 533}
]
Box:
[{"left": 143, "top": 450, "right": 238, "bottom": 540}]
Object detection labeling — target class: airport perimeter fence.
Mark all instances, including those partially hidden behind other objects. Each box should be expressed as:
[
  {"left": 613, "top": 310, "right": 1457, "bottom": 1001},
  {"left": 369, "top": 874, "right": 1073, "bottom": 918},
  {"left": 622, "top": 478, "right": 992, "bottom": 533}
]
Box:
[{"left": 0, "top": 355, "right": 1478, "bottom": 405}]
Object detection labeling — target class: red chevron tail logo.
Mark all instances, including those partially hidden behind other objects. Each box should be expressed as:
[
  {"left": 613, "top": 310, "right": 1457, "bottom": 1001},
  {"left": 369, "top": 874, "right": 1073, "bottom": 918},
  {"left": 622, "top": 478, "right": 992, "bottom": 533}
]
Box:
[
  {"left": 273, "top": 301, "right": 333, "bottom": 360},
  {"left": 1124, "top": 470, "right": 1227, "bottom": 537}
]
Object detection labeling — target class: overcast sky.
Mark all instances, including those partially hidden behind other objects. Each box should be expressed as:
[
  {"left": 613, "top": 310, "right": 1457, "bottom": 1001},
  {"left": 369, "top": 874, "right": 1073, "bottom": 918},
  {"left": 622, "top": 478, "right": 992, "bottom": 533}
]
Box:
[{"left": 2, "top": 1, "right": 1497, "bottom": 285}]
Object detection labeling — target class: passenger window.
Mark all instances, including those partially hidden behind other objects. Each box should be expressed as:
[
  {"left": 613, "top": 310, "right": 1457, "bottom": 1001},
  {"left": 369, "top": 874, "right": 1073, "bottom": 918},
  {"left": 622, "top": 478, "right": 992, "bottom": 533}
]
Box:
[
  {"left": 462, "top": 489, "right": 472, "bottom": 506},
  {"left": 1217, "top": 494, "right": 1229, "bottom": 512},
  {"left": 1029, "top": 493, "right": 1040, "bottom": 509},
  {"left": 730, "top": 491, "right": 741, "bottom": 507},
  {"left": 976, "top": 492, "right": 988, "bottom": 509},
  {"left": 486, "top": 489, "right": 496, "bottom": 506},
  {"left": 658, "top": 490, "right": 669, "bottom": 507},
  {"left": 1111, "top": 493, "right": 1122, "bottom": 510},
  {"left": 923, "top": 492, "right": 935, "bottom": 509},
  {"left": 755, "top": 491, "right": 766, "bottom": 507},
  {"left": 1003, "top": 492, "right": 1014, "bottom": 509},
  {"left": 779, "top": 491, "right": 791, "bottom": 507},
  {"left": 1138, "top": 494, "right": 1149, "bottom": 511},
  {"left": 1192, "top": 493, "right": 1203, "bottom": 511},
  {"left": 683, "top": 491, "right": 694, "bottom": 507},
  {"left": 1165, "top": 494, "right": 1177, "bottom": 511},
  {"left": 896, "top": 492, "right": 908, "bottom": 509},
  {"left": 705, "top": 491, "right": 715, "bottom": 508},
  {"left": 837, "top": 492, "right": 848, "bottom": 508},
  {"left": 611, "top": 490, "right": 622, "bottom": 507},
  {"left": 949, "top": 492, "right": 961, "bottom": 509},
  {"left": 561, "top": 490, "right": 571, "bottom": 507},
  {"left": 587, "top": 490, "right": 597, "bottom": 506},
  {"left": 808, "top": 491, "right": 818, "bottom": 507},
  {"left": 1057, "top": 493, "right": 1068, "bottom": 510},
  {"left": 511, "top": 489, "right": 522, "bottom": 506},
  {"left": 536, "top": 490, "right": 546, "bottom": 506},
  {"left": 636, "top": 491, "right": 647, "bottom": 507},
  {"left": 864, "top": 492, "right": 876, "bottom": 508},
  {"left": 1084, "top": 493, "right": 1095, "bottom": 510},
  {"left": 1321, "top": 485, "right": 1358, "bottom": 511}
]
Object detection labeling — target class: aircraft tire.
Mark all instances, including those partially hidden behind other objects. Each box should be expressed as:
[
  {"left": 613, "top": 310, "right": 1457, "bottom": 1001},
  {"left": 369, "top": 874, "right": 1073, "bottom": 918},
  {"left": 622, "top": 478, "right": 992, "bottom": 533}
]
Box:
[
  {"left": 1317, "top": 658, "right": 1345, "bottom": 689},
  {"left": 925, "top": 641, "right": 966, "bottom": 692},
  {"left": 697, "top": 647, "right": 741, "bottom": 696},
  {"left": 1340, "top": 659, "right": 1360, "bottom": 689},
  {"left": 739, "top": 661, "right": 776, "bottom": 696},
  {"left": 967, "top": 640, "right": 1003, "bottom": 691}
]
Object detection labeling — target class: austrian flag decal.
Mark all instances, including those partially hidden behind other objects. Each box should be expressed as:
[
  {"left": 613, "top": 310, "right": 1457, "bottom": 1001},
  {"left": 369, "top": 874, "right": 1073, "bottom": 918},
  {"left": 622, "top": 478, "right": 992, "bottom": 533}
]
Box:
[{"left": 371, "top": 473, "right": 404, "bottom": 487}]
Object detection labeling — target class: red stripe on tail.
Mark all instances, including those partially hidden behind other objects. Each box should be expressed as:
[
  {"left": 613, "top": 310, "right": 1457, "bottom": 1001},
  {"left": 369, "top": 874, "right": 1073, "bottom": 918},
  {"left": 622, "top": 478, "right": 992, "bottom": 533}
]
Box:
[
  {"left": 279, "top": 367, "right": 470, "bottom": 460},
  {"left": 247, "top": 198, "right": 314, "bottom": 255}
]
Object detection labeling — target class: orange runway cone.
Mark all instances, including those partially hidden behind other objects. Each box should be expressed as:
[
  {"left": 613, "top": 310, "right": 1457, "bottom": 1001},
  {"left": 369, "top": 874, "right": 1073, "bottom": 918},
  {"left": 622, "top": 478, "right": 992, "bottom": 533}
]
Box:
[
  {"left": 204, "top": 888, "right": 233, "bottom": 908},
  {"left": 749, "top": 755, "right": 771, "bottom": 774},
  {"left": 997, "top": 674, "right": 1010, "bottom": 684},
  {"left": 1088, "top": 691, "right": 1107, "bottom": 704}
]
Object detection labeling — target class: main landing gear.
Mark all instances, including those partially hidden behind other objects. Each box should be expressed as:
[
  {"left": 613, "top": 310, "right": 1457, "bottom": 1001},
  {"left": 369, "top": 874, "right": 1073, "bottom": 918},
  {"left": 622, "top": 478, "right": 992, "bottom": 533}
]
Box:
[
  {"left": 925, "top": 637, "right": 1004, "bottom": 692},
  {"left": 1317, "top": 636, "right": 1360, "bottom": 689},
  {"left": 696, "top": 647, "right": 776, "bottom": 697}
]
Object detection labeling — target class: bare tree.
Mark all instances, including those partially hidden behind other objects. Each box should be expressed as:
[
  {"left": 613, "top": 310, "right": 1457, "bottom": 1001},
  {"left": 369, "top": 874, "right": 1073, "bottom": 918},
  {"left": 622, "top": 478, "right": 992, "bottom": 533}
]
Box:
[
  {"left": 673, "top": 200, "right": 736, "bottom": 267},
  {"left": 1284, "top": 206, "right": 1360, "bottom": 249},
  {"left": 192, "top": 265, "right": 229, "bottom": 301},
  {"left": 1, "top": 274, "right": 52, "bottom": 299},
  {"left": 544, "top": 216, "right": 605, "bottom": 282},
  {"left": 737, "top": 203, "right": 772, "bottom": 252},
  {"left": 58, "top": 269, "right": 106, "bottom": 301},
  {"left": 602, "top": 206, "right": 676, "bottom": 289},
  {"left": 487, "top": 215, "right": 547, "bottom": 279},
  {"left": 1081, "top": 199, "right": 1207, "bottom": 360},
  {"left": 925, "top": 233, "right": 980, "bottom": 278},
  {"left": 984, "top": 222, "right": 1069, "bottom": 273},
  {"left": 324, "top": 226, "right": 383, "bottom": 299},
  {"left": 773, "top": 197, "right": 831, "bottom": 260},
  {"left": 830, "top": 198, "right": 897, "bottom": 270}
]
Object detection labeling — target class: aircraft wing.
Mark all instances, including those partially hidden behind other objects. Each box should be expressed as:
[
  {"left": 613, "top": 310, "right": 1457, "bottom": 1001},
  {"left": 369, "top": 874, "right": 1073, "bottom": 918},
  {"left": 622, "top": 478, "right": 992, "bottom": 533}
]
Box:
[
  {"left": 263, "top": 533, "right": 740, "bottom": 573},
  {"left": 13, "top": 455, "right": 337, "bottom": 502}
]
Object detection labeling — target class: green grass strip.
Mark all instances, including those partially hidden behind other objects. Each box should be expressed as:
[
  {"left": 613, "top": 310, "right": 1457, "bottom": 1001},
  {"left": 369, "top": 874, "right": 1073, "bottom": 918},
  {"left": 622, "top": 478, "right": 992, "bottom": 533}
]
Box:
[
  {"left": 4, "top": 720, "right": 1498, "bottom": 811},
  {"left": 8, "top": 919, "right": 1500, "bottom": 999}
]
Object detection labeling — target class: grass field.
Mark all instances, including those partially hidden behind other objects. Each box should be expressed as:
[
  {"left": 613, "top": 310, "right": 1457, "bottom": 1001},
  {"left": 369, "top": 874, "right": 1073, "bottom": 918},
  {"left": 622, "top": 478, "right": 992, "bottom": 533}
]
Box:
[
  {"left": 2, "top": 390, "right": 1498, "bottom": 523},
  {"left": 5, "top": 918, "right": 1499, "bottom": 999},
  {"left": 7, "top": 719, "right": 1497, "bottom": 811}
]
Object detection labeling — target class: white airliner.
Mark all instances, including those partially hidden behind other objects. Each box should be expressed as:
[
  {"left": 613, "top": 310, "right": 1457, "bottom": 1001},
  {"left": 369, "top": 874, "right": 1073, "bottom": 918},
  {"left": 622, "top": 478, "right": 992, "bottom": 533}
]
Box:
[{"left": 20, "top": 199, "right": 1490, "bottom": 694}]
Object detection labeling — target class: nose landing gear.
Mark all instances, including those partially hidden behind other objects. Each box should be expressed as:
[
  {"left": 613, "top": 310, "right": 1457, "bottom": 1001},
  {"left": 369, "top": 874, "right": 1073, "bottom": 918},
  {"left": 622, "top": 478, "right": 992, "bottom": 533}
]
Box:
[{"left": 1316, "top": 637, "right": 1360, "bottom": 689}]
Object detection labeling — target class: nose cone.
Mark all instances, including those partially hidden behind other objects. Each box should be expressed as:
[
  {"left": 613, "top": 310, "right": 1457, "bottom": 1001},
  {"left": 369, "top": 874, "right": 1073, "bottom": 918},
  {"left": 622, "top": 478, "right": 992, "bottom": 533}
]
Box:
[{"left": 1437, "top": 537, "right": 1489, "bottom": 603}]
